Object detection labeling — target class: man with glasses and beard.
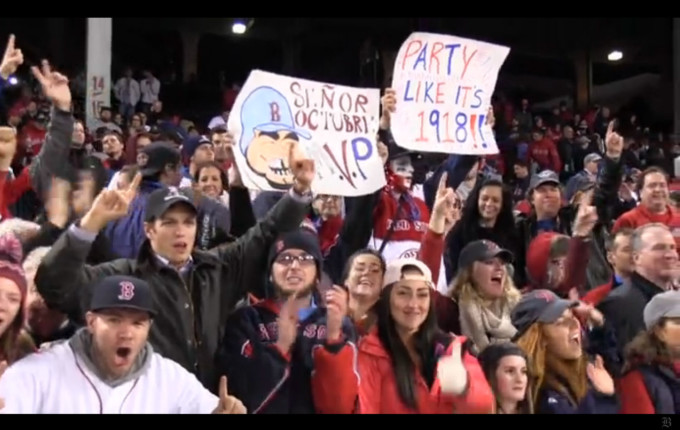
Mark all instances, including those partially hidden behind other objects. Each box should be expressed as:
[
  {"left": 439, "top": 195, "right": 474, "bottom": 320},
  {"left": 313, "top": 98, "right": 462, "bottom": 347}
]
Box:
[{"left": 216, "top": 228, "right": 358, "bottom": 414}]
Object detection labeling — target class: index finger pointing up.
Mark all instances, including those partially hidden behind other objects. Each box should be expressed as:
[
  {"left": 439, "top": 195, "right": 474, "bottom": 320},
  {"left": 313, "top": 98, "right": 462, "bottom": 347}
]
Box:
[
  {"left": 438, "top": 172, "right": 448, "bottom": 194},
  {"left": 606, "top": 120, "right": 615, "bottom": 136},
  {"left": 219, "top": 375, "right": 229, "bottom": 398},
  {"left": 4, "top": 34, "right": 15, "bottom": 58}
]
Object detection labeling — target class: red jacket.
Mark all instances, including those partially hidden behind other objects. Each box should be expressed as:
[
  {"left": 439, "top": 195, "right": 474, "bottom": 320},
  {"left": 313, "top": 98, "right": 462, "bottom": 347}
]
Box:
[
  {"left": 0, "top": 169, "right": 32, "bottom": 220},
  {"left": 618, "top": 369, "right": 658, "bottom": 414},
  {"left": 613, "top": 204, "right": 680, "bottom": 248},
  {"left": 529, "top": 138, "right": 562, "bottom": 173},
  {"left": 581, "top": 278, "right": 614, "bottom": 306},
  {"left": 357, "top": 331, "right": 494, "bottom": 414}
]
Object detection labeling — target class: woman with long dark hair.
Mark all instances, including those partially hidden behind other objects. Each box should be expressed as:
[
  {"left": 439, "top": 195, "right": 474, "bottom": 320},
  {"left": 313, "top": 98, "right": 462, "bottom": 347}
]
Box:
[
  {"left": 445, "top": 177, "right": 518, "bottom": 282},
  {"left": 478, "top": 342, "right": 534, "bottom": 414},
  {"left": 356, "top": 258, "right": 493, "bottom": 414}
]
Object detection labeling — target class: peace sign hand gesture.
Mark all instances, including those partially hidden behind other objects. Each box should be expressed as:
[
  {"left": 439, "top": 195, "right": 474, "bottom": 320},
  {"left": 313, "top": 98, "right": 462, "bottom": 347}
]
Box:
[
  {"left": 80, "top": 173, "right": 141, "bottom": 233},
  {"left": 31, "top": 60, "right": 71, "bottom": 111},
  {"left": 0, "top": 35, "right": 23, "bottom": 80},
  {"left": 572, "top": 188, "right": 598, "bottom": 237},
  {"left": 212, "top": 376, "right": 247, "bottom": 414},
  {"left": 430, "top": 172, "right": 460, "bottom": 235}
]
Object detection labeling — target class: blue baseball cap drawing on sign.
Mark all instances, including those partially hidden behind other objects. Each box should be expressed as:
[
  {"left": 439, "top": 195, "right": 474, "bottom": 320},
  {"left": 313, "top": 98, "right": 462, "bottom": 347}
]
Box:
[{"left": 239, "top": 86, "right": 311, "bottom": 190}]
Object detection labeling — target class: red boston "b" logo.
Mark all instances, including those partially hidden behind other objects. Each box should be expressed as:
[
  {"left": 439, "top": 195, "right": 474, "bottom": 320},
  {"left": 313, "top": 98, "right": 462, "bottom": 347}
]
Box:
[
  {"left": 269, "top": 102, "right": 280, "bottom": 122},
  {"left": 118, "top": 281, "right": 135, "bottom": 301}
]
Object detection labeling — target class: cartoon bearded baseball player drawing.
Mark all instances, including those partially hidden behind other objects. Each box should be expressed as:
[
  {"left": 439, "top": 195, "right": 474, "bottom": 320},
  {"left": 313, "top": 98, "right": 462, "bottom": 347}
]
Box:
[{"left": 238, "top": 86, "right": 311, "bottom": 189}]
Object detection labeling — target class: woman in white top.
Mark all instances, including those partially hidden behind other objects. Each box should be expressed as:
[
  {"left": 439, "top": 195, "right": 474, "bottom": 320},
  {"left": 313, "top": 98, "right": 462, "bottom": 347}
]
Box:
[{"left": 0, "top": 275, "right": 246, "bottom": 414}]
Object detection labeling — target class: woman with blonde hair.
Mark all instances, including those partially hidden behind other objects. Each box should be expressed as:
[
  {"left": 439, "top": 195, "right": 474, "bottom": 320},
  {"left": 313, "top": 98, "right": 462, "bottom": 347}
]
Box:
[
  {"left": 478, "top": 342, "right": 534, "bottom": 414},
  {"left": 451, "top": 240, "right": 521, "bottom": 354},
  {"left": 510, "top": 289, "right": 618, "bottom": 414}
]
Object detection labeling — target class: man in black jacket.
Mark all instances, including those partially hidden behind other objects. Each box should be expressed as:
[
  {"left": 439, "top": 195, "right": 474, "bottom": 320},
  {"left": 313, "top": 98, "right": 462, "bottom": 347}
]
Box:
[
  {"left": 598, "top": 223, "right": 679, "bottom": 377},
  {"left": 35, "top": 144, "right": 317, "bottom": 392}
]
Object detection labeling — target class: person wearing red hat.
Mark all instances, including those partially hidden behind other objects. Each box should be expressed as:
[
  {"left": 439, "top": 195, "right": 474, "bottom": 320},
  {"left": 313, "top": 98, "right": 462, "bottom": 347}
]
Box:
[{"left": 0, "top": 233, "right": 35, "bottom": 365}]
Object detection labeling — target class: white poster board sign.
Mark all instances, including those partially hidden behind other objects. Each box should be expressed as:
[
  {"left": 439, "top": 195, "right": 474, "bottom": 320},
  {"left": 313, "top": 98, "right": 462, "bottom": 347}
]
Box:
[
  {"left": 391, "top": 32, "right": 510, "bottom": 155},
  {"left": 85, "top": 18, "right": 112, "bottom": 130},
  {"left": 228, "top": 70, "right": 385, "bottom": 196}
]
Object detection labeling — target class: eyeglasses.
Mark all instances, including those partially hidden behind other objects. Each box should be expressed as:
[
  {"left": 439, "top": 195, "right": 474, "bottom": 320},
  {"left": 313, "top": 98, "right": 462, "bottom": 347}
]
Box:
[{"left": 275, "top": 253, "right": 316, "bottom": 267}]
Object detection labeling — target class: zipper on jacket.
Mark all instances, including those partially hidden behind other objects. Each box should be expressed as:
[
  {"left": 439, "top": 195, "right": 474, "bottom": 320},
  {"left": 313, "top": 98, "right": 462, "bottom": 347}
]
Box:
[{"left": 171, "top": 269, "right": 199, "bottom": 369}]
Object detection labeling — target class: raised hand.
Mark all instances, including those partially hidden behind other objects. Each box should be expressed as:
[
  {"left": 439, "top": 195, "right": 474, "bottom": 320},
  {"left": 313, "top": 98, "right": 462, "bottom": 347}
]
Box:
[
  {"left": 573, "top": 301, "right": 605, "bottom": 327},
  {"left": 485, "top": 106, "right": 495, "bottom": 128},
  {"left": 380, "top": 88, "right": 397, "bottom": 130},
  {"left": 604, "top": 120, "right": 623, "bottom": 159},
  {"left": 212, "top": 376, "right": 247, "bottom": 414},
  {"left": 586, "top": 355, "right": 615, "bottom": 395},
  {"left": 275, "top": 295, "right": 301, "bottom": 353},
  {"left": 72, "top": 172, "right": 97, "bottom": 217},
  {"left": 325, "top": 285, "right": 348, "bottom": 341},
  {"left": 572, "top": 188, "right": 597, "bottom": 237},
  {"left": 81, "top": 173, "right": 141, "bottom": 232},
  {"left": 31, "top": 61, "right": 71, "bottom": 111},
  {"left": 289, "top": 142, "right": 315, "bottom": 195},
  {"left": 0, "top": 35, "right": 23, "bottom": 80},
  {"left": 46, "top": 178, "right": 72, "bottom": 228},
  {"left": 430, "top": 173, "right": 460, "bottom": 235},
  {"left": 437, "top": 341, "right": 468, "bottom": 396}
]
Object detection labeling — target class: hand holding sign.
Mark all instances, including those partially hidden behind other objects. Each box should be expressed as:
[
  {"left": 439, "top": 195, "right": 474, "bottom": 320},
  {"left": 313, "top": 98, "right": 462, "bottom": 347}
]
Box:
[
  {"left": 212, "top": 376, "right": 247, "bottom": 414},
  {"left": 380, "top": 88, "right": 397, "bottom": 130}
]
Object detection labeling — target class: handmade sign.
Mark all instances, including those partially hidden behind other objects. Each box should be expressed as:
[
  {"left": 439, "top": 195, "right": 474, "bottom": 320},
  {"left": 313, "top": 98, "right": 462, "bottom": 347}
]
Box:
[
  {"left": 228, "top": 70, "right": 385, "bottom": 196},
  {"left": 391, "top": 32, "right": 510, "bottom": 155}
]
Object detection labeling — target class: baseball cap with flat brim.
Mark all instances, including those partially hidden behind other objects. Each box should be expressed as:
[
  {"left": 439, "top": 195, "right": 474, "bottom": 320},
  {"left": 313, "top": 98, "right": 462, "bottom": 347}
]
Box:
[
  {"left": 511, "top": 289, "right": 579, "bottom": 341},
  {"left": 144, "top": 186, "right": 197, "bottom": 222}
]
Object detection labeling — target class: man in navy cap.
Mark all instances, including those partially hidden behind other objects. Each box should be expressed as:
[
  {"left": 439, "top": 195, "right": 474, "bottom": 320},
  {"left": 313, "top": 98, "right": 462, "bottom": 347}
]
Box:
[
  {"left": 237, "top": 86, "right": 311, "bottom": 189},
  {"left": 35, "top": 139, "right": 317, "bottom": 392},
  {"left": 0, "top": 275, "right": 247, "bottom": 414}
]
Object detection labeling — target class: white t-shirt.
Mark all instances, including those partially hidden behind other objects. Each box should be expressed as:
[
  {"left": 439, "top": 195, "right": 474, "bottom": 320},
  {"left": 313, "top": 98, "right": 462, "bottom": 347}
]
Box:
[{"left": 0, "top": 341, "right": 218, "bottom": 414}]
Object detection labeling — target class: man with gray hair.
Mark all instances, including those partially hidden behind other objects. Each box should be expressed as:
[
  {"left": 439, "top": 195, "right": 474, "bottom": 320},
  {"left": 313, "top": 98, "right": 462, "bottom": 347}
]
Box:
[{"left": 598, "top": 222, "right": 680, "bottom": 377}]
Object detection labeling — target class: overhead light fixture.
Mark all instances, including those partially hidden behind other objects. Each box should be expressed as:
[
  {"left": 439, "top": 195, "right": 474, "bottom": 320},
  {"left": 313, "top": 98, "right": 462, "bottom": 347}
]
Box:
[
  {"left": 607, "top": 50, "right": 623, "bottom": 62},
  {"left": 231, "top": 19, "right": 248, "bottom": 34}
]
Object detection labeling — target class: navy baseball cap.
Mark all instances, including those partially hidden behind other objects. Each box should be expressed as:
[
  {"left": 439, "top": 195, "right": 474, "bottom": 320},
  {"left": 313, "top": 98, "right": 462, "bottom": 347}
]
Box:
[
  {"left": 511, "top": 289, "right": 579, "bottom": 341},
  {"left": 529, "top": 170, "right": 560, "bottom": 192},
  {"left": 90, "top": 275, "right": 156, "bottom": 317},
  {"left": 458, "top": 239, "right": 513, "bottom": 270},
  {"left": 144, "top": 186, "right": 197, "bottom": 222}
]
